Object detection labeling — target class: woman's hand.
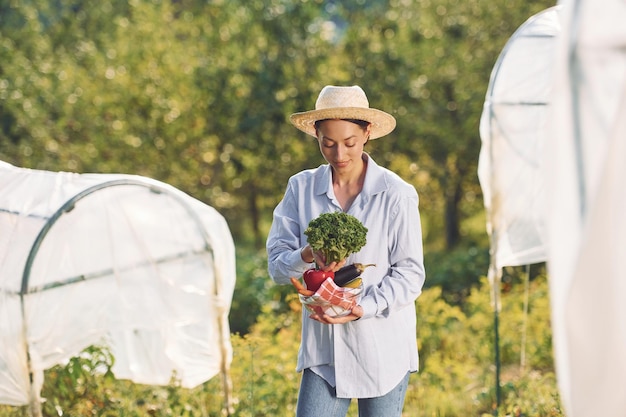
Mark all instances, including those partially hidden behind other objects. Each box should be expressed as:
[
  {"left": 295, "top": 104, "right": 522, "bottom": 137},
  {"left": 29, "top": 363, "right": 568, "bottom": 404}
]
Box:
[
  {"left": 309, "top": 305, "right": 363, "bottom": 324},
  {"left": 301, "top": 245, "right": 347, "bottom": 272}
]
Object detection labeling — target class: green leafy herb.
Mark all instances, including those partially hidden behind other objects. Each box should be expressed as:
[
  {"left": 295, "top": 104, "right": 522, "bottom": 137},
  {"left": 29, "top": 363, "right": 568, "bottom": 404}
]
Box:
[{"left": 304, "top": 212, "right": 368, "bottom": 264}]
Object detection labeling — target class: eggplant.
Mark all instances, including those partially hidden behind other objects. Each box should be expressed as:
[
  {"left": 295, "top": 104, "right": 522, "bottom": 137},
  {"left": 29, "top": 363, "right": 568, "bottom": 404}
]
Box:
[{"left": 334, "top": 263, "right": 375, "bottom": 286}]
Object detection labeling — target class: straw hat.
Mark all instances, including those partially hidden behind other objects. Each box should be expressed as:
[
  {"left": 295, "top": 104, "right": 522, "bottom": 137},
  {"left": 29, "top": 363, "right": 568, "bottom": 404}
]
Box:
[{"left": 290, "top": 85, "right": 396, "bottom": 139}]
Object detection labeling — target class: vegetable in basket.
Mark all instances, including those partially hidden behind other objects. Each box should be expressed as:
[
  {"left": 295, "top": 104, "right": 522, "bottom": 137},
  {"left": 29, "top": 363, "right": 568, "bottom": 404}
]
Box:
[
  {"left": 304, "top": 212, "right": 368, "bottom": 264},
  {"left": 300, "top": 262, "right": 375, "bottom": 292},
  {"left": 299, "top": 212, "right": 371, "bottom": 291}
]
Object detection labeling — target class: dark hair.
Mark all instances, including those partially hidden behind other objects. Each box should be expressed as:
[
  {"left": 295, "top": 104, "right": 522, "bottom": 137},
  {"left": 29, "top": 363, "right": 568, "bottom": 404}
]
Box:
[{"left": 314, "top": 119, "right": 370, "bottom": 131}]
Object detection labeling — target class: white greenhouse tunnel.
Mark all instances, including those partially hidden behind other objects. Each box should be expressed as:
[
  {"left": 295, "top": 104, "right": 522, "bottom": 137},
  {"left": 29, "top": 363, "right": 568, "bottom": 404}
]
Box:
[
  {"left": 479, "top": 0, "right": 626, "bottom": 416},
  {"left": 0, "top": 161, "right": 236, "bottom": 416}
]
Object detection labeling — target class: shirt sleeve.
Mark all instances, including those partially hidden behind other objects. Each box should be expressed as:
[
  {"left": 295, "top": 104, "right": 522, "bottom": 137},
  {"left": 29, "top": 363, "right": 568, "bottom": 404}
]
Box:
[
  {"left": 359, "top": 191, "right": 426, "bottom": 319},
  {"left": 266, "top": 180, "right": 314, "bottom": 284}
]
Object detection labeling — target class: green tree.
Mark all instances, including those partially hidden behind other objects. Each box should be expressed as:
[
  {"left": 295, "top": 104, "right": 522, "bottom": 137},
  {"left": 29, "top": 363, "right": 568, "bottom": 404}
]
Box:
[
  {"left": 334, "top": 0, "right": 556, "bottom": 249},
  {"left": 1, "top": 0, "right": 555, "bottom": 251},
  {"left": 190, "top": 0, "right": 334, "bottom": 245}
]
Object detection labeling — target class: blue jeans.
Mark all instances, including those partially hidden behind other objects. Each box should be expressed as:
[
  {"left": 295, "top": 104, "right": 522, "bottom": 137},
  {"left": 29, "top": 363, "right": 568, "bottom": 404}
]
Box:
[{"left": 295, "top": 368, "right": 410, "bottom": 417}]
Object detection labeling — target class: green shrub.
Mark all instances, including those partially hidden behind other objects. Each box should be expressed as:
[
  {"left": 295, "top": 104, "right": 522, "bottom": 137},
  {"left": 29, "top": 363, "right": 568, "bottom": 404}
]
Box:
[{"left": 0, "top": 270, "right": 562, "bottom": 417}]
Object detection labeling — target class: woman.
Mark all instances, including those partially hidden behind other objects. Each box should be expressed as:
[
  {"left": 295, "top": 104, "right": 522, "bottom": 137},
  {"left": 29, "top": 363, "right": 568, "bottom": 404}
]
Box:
[{"left": 266, "top": 85, "right": 426, "bottom": 417}]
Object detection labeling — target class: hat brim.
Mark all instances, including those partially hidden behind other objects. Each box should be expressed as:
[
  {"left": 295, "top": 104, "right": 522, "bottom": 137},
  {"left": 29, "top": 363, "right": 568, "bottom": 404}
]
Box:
[{"left": 290, "top": 107, "right": 396, "bottom": 140}]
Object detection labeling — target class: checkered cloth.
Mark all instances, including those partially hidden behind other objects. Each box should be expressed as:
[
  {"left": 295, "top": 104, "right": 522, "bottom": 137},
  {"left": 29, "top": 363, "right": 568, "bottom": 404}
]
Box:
[{"left": 299, "top": 277, "right": 363, "bottom": 317}]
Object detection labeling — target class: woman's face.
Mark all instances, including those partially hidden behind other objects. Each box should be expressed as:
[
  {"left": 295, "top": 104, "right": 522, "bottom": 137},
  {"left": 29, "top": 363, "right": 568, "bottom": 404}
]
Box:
[{"left": 316, "top": 119, "right": 370, "bottom": 175}]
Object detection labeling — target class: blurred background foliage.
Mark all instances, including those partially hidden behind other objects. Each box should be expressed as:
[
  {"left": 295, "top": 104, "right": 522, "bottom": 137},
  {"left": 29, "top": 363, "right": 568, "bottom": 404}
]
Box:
[
  {"left": 0, "top": 0, "right": 554, "bottom": 251},
  {"left": 0, "top": 0, "right": 559, "bottom": 415}
]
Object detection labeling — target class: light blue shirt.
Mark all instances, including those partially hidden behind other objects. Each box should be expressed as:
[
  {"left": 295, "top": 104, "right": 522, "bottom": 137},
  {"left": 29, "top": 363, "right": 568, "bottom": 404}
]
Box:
[{"left": 266, "top": 153, "right": 426, "bottom": 398}]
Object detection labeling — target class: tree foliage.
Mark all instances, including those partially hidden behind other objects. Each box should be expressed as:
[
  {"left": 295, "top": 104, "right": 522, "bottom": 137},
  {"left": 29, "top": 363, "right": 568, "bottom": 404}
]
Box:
[{"left": 0, "top": 0, "right": 555, "bottom": 249}]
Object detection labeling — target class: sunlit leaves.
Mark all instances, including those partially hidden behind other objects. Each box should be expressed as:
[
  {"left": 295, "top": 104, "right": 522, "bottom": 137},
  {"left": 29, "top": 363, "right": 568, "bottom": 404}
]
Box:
[{"left": 0, "top": 0, "right": 554, "bottom": 246}]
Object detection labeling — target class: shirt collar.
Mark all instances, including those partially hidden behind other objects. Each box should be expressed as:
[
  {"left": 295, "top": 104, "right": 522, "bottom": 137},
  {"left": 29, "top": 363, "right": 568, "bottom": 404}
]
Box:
[{"left": 313, "top": 153, "right": 389, "bottom": 199}]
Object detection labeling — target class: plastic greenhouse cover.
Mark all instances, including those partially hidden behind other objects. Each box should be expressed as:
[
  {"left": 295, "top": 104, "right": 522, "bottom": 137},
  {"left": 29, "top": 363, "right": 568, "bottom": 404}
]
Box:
[
  {"left": 0, "top": 161, "right": 236, "bottom": 407},
  {"left": 544, "top": 0, "right": 626, "bottom": 415},
  {"left": 480, "top": 0, "right": 626, "bottom": 415},
  {"left": 478, "top": 6, "right": 561, "bottom": 271}
]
